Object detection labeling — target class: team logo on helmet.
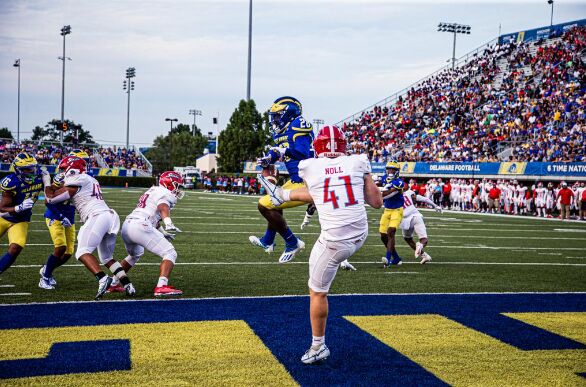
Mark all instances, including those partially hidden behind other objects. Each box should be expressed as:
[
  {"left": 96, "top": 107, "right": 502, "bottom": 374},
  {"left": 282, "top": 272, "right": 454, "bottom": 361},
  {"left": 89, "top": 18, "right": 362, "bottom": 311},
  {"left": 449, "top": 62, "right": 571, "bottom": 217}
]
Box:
[
  {"left": 268, "top": 96, "right": 302, "bottom": 135},
  {"left": 12, "top": 153, "right": 38, "bottom": 183}
]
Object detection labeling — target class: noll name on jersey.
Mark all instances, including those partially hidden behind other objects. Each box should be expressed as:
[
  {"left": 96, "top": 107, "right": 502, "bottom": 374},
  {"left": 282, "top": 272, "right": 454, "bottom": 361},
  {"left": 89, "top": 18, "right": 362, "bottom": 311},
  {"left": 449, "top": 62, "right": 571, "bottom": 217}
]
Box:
[{"left": 325, "top": 167, "right": 343, "bottom": 175}]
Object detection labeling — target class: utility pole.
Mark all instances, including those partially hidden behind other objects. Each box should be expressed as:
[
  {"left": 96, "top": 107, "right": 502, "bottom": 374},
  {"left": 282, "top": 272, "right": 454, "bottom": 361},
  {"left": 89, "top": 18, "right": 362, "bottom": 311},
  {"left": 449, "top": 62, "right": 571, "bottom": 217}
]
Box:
[
  {"left": 246, "top": 0, "right": 252, "bottom": 100},
  {"left": 189, "top": 109, "right": 202, "bottom": 136},
  {"left": 123, "top": 67, "right": 136, "bottom": 149},
  {"left": 59, "top": 25, "right": 71, "bottom": 145},
  {"left": 13, "top": 59, "right": 20, "bottom": 142}
]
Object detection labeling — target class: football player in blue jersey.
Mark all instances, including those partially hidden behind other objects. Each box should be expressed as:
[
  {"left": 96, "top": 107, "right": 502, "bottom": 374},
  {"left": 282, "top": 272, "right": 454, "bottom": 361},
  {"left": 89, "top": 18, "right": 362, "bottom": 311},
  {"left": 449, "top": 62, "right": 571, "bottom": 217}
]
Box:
[
  {"left": 0, "top": 153, "right": 43, "bottom": 274},
  {"left": 378, "top": 161, "right": 406, "bottom": 267},
  {"left": 249, "top": 96, "right": 314, "bottom": 263},
  {"left": 38, "top": 171, "right": 76, "bottom": 289}
]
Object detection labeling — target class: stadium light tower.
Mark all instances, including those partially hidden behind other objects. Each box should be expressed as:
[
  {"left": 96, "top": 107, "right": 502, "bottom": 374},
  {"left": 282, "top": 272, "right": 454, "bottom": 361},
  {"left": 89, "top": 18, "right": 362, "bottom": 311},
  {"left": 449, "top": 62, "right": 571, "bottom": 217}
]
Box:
[
  {"left": 13, "top": 59, "right": 20, "bottom": 142},
  {"left": 437, "top": 22, "right": 471, "bottom": 70},
  {"left": 165, "top": 117, "right": 178, "bottom": 132},
  {"left": 59, "top": 25, "right": 71, "bottom": 145},
  {"left": 548, "top": 0, "right": 554, "bottom": 28},
  {"left": 189, "top": 109, "right": 202, "bottom": 136},
  {"left": 313, "top": 118, "right": 324, "bottom": 132},
  {"left": 123, "top": 67, "right": 136, "bottom": 149}
]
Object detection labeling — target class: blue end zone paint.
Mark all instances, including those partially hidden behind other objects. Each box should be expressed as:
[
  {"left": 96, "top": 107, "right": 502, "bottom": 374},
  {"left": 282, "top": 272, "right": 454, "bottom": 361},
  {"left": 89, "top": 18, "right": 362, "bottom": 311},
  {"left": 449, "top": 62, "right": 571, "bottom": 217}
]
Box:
[
  {"left": 0, "top": 340, "right": 131, "bottom": 379},
  {"left": 0, "top": 293, "right": 584, "bottom": 386}
]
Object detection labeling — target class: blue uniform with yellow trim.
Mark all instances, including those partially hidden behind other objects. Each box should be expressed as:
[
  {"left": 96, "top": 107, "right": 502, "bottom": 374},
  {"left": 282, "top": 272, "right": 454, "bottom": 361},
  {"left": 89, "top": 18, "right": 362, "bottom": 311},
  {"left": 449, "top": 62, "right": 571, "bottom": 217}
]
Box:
[
  {"left": 259, "top": 116, "right": 314, "bottom": 210},
  {"left": 44, "top": 173, "right": 76, "bottom": 255},
  {"left": 379, "top": 174, "right": 405, "bottom": 233},
  {"left": 0, "top": 173, "right": 43, "bottom": 247}
]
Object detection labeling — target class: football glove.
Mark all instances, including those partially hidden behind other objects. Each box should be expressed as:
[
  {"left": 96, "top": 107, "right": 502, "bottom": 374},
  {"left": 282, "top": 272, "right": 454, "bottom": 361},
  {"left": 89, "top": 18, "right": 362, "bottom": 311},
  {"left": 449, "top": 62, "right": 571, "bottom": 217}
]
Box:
[
  {"left": 269, "top": 147, "right": 287, "bottom": 157},
  {"left": 15, "top": 198, "right": 35, "bottom": 213},
  {"left": 163, "top": 217, "right": 181, "bottom": 235},
  {"left": 257, "top": 156, "right": 272, "bottom": 168},
  {"left": 157, "top": 225, "right": 175, "bottom": 241},
  {"left": 61, "top": 217, "right": 73, "bottom": 227},
  {"left": 257, "top": 174, "right": 285, "bottom": 206},
  {"left": 40, "top": 166, "right": 51, "bottom": 187}
]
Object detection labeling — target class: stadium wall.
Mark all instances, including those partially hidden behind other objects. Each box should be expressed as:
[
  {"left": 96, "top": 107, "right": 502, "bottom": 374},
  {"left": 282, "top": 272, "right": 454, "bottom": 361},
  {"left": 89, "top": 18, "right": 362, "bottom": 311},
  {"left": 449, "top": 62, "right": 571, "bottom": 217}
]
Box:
[
  {"left": 499, "top": 18, "right": 586, "bottom": 44},
  {"left": 243, "top": 161, "right": 586, "bottom": 181}
]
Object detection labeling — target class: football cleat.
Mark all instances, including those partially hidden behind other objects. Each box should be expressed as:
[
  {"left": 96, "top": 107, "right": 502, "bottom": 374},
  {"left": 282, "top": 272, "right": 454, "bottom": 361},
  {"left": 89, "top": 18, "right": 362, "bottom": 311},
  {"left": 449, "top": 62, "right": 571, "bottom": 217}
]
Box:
[
  {"left": 96, "top": 276, "right": 113, "bottom": 300},
  {"left": 279, "top": 239, "right": 305, "bottom": 264},
  {"left": 124, "top": 283, "right": 136, "bottom": 296},
  {"left": 420, "top": 252, "right": 432, "bottom": 265},
  {"left": 154, "top": 285, "right": 183, "bottom": 296},
  {"left": 391, "top": 256, "right": 403, "bottom": 266},
  {"left": 39, "top": 266, "right": 57, "bottom": 286},
  {"left": 381, "top": 256, "right": 390, "bottom": 268},
  {"left": 340, "top": 260, "right": 356, "bottom": 271},
  {"left": 415, "top": 242, "right": 424, "bottom": 258},
  {"left": 38, "top": 276, "right": 55, "bottom": 290},
  {"left": 107, "top": 284, "right": 126, "bottom": 293},
  {"left": 249, "top": 235, "right": 275, "bottom": 253},
  {"left": 301, "top": 344, "right": 330, "bottom": 364}
]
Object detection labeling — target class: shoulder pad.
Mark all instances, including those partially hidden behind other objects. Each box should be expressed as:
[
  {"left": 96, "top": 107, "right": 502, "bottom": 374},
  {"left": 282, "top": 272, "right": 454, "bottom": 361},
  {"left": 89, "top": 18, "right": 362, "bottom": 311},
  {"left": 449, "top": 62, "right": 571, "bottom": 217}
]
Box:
[{"left": 0, "top": 174, "right": 19, "bottom": 192}]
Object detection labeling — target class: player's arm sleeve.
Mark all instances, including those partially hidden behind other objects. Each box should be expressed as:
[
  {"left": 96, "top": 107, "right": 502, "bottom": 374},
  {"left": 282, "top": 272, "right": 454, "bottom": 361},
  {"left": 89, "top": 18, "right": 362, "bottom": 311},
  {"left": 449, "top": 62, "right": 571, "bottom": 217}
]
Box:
[
  {"left": 359, "top": 154, "right": 372, "bottom": 175},
  {"left": 298, "top": 159, "right": 308, "bottom": 180},
  {"left": 284, "top": 134, "right": 312, "bottom": 160},
  {"left": 416, "top": 194, "right": 438, "bottom": 208}
]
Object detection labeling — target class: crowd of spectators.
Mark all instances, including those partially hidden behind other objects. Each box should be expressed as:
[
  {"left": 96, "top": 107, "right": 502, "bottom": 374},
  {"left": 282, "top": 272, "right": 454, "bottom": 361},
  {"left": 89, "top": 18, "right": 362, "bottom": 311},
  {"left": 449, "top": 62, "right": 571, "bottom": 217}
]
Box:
[
  {"left": 343, "top": 26, "right": 585, "bottom": 163},
  {"left": 201, "top": 175, "right": 264, "bottom": 195},
  {"left": 0, "top": 140, "right": 149, "bottom": 171}
]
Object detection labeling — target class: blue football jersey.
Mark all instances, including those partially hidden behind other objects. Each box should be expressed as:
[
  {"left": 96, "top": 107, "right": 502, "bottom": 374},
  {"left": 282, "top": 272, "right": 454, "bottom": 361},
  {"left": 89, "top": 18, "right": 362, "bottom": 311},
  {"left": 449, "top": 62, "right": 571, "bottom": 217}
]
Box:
[
  {"left": 43, "top": 173, "right": 76, "bottom": 223},
  {"left": 0, "top": 173, "right": 43, "bottom": 223},
  {"left": 381, "top": 174, "right": 405, "bottom": 209},
  {"left": 269, "top": 116, "right": 314, "bottom": 183}
]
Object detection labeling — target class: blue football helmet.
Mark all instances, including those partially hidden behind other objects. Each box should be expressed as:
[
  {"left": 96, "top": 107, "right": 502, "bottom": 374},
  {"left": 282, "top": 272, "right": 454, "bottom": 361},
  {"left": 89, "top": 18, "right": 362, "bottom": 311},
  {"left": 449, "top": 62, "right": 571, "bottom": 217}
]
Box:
[
  {"left": 268, "top": 96, "right": 302, "bottom": 135},
  {"left": 12, "top": 152, "right": 38, "bottom": 183}
]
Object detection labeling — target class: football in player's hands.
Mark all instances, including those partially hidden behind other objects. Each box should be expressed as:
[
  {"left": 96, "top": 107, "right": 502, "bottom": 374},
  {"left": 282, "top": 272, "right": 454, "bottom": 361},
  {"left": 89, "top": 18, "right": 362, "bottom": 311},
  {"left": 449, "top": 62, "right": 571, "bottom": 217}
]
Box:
[{"left": 261, "top": 164, "right": 278, "bottom": 185}]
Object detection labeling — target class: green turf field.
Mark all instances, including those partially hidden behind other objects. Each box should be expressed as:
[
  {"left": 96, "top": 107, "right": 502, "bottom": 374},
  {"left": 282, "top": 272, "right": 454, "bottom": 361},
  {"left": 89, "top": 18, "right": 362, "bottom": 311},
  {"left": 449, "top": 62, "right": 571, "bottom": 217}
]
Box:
[{"left": 1, "top": 188, "right": 585, "bottom": 304}]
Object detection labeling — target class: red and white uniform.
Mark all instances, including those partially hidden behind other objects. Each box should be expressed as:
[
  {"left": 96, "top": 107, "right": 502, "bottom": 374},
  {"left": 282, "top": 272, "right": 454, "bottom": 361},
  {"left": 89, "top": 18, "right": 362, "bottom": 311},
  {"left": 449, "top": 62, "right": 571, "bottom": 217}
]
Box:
[
  {"left": 546, "top": 188, "right": 555, "bottom": 210},
  {"left": 121, "top": 186, "right": 178, "bottom": 261},
  {"left": 535, "top": 186, "right": 547, "bottom": 208},
  {"left": 298, "top": 154, "right": 370, "bottom": 293},
  {"left": 400, "top": 190, "right": 433, "bottom": 239},
  {"left": 64, "top": 172, "right": 119, "bottom": 263}
]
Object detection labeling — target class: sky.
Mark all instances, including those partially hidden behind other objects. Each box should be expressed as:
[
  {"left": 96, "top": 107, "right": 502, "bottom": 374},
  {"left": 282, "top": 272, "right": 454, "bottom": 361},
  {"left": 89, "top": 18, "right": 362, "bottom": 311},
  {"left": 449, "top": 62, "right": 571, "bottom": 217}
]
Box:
[{"left": 1, "top": 0, "right": 585, "bottom": 146}]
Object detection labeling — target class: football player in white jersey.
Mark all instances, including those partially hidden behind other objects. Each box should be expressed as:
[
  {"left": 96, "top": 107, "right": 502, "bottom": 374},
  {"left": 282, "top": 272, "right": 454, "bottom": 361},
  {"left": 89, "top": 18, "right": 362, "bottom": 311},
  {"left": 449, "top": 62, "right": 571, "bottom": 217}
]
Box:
[
  {"left": 401, "top": 189, "right": 442, "bottom": 263},
  {"left": 546, "top": 182, "right": 555, "bottom": 217},
  {"left": 118, "top": 171, "right": 183, "bottom": 296},
  {"left": 258, "top": 125, "right": 382, "bottom": 365},
  {"left": 42, "top": 156, "right": 135, "bottom": 300},
  {"left": 535, "top": 182, "right": 547, "bottom": 217}
]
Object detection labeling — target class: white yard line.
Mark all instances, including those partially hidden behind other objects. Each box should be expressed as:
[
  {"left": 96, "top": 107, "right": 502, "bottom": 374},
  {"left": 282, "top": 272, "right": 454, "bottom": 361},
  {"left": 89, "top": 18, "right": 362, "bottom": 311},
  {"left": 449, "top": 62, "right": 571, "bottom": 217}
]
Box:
[
  {"left": 2, "top": 291, "right": 585, "bottom": 307},
  {"left": 6, "top": 261, "right": 586, "bottom": 268},
  {"left": 0, "top": 285, "right": 15, "bottom": 288}
]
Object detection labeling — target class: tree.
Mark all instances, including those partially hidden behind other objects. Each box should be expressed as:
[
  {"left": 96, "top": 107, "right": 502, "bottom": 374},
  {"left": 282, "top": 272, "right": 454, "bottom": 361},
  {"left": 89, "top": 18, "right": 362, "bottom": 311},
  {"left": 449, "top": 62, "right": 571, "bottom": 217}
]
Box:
[
  {"left": 145, "top": 126, "right": 207, "bottom": 173},
  {"left": 31, "top": 126, "right": 46, "bottom": 142},
  {"left": 35, "top": 120, "right": 94, "bottom": 144},
  {"left": 217, "top": 99, "right": 270, "bottom": 172},
  {"left": 0, "top": 127, "right": 13, "bottom": 139}
]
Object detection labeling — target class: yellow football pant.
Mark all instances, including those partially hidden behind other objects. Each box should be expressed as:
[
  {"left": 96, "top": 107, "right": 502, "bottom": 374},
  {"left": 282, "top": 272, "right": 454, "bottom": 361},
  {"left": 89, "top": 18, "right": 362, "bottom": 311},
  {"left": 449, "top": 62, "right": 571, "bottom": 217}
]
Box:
[
  {"left": 45, "top": 218, "right": 76, "bottom": 255},
  {"left": 258, "top": 180, "right": 307, "bottom": 210},
  {"left": 379, "top": 208, "right": 404, "bottom": 233},
  {"left": 0, "top": 218, "right": 29, "bottom": 248}
]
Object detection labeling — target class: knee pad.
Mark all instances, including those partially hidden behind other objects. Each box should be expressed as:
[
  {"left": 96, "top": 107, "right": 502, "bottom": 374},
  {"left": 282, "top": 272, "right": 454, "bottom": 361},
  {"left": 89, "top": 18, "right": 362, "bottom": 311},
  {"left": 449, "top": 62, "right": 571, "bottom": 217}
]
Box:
[{"left": 162, "top": 249, "right": 177, "bottom": 264}]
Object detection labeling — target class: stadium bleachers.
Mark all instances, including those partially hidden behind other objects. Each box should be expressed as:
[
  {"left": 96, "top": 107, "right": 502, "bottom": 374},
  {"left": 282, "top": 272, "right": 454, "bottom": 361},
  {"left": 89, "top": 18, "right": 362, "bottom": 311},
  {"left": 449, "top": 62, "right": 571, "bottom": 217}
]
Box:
[{"left": 342, "top": 26, "right": 585, "bottom": 163}]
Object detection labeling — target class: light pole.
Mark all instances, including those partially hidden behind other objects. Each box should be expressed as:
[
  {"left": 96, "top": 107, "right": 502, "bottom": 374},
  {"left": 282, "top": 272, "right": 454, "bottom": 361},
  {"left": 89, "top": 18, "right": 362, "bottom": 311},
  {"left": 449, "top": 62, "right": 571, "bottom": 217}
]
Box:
[
  {"left": 13, "top": 59, "right": 20, "bottom": 142},
  {"left": 313, "top": 118, "right": 324, "bottom": 132},
  {"left": 246, "top": 0, "right": 253, "bottom": 101},
  {"left": 59, "top": 25, "right": 71, "bottom": 145},
  {"left": 123, "top": 67, "right": 136, "bottom": 149},
  {"left": 548, "top": 0, "right": 554, "bottom": 29},
  {"left": 165, "top": 118, "right": 178, "bottom": 132},
  {"left": 189, "top": 109, "right": 202, "bottom": 136},
  {"left": 437, "top": 22, "right": 471, "bottom": 70}
]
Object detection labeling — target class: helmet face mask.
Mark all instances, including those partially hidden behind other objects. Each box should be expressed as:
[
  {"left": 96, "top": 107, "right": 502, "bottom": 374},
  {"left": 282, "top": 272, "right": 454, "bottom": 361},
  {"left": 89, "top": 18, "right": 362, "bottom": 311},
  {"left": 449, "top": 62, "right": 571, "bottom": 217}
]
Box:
[
  {"left": 385, "top": 160, "right": 400, "bottom": 179},
  {"left": 159, "top": 171, "right": 185, "bottom": 199}
]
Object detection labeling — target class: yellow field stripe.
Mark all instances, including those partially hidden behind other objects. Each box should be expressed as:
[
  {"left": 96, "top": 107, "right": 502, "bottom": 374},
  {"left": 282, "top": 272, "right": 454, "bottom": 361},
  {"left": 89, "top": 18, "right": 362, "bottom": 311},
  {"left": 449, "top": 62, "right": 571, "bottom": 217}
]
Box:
[
  {"left": 346, "top": 314, "right": 586, "bottom": 386},
  {"left": 0, "top": 321, "right": 298, "bottom": 386}
]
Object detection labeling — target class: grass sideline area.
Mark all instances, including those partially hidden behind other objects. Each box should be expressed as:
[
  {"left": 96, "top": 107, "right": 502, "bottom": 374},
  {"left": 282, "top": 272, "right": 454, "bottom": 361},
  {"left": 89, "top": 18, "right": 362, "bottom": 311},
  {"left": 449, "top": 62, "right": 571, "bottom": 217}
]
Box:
[{"left": 0, "top": 188, "right": 585, "bottom": 303}]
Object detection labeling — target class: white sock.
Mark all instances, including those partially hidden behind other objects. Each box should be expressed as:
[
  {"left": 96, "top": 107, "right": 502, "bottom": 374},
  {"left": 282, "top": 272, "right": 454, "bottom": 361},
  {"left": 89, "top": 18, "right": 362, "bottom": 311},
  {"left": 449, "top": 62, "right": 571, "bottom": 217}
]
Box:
[
  {"left": 157, "top": 276, "right": 169, "bottom": 287},
  {"left": 312, "top": 335, "right": 325, "bottom": 348}
]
